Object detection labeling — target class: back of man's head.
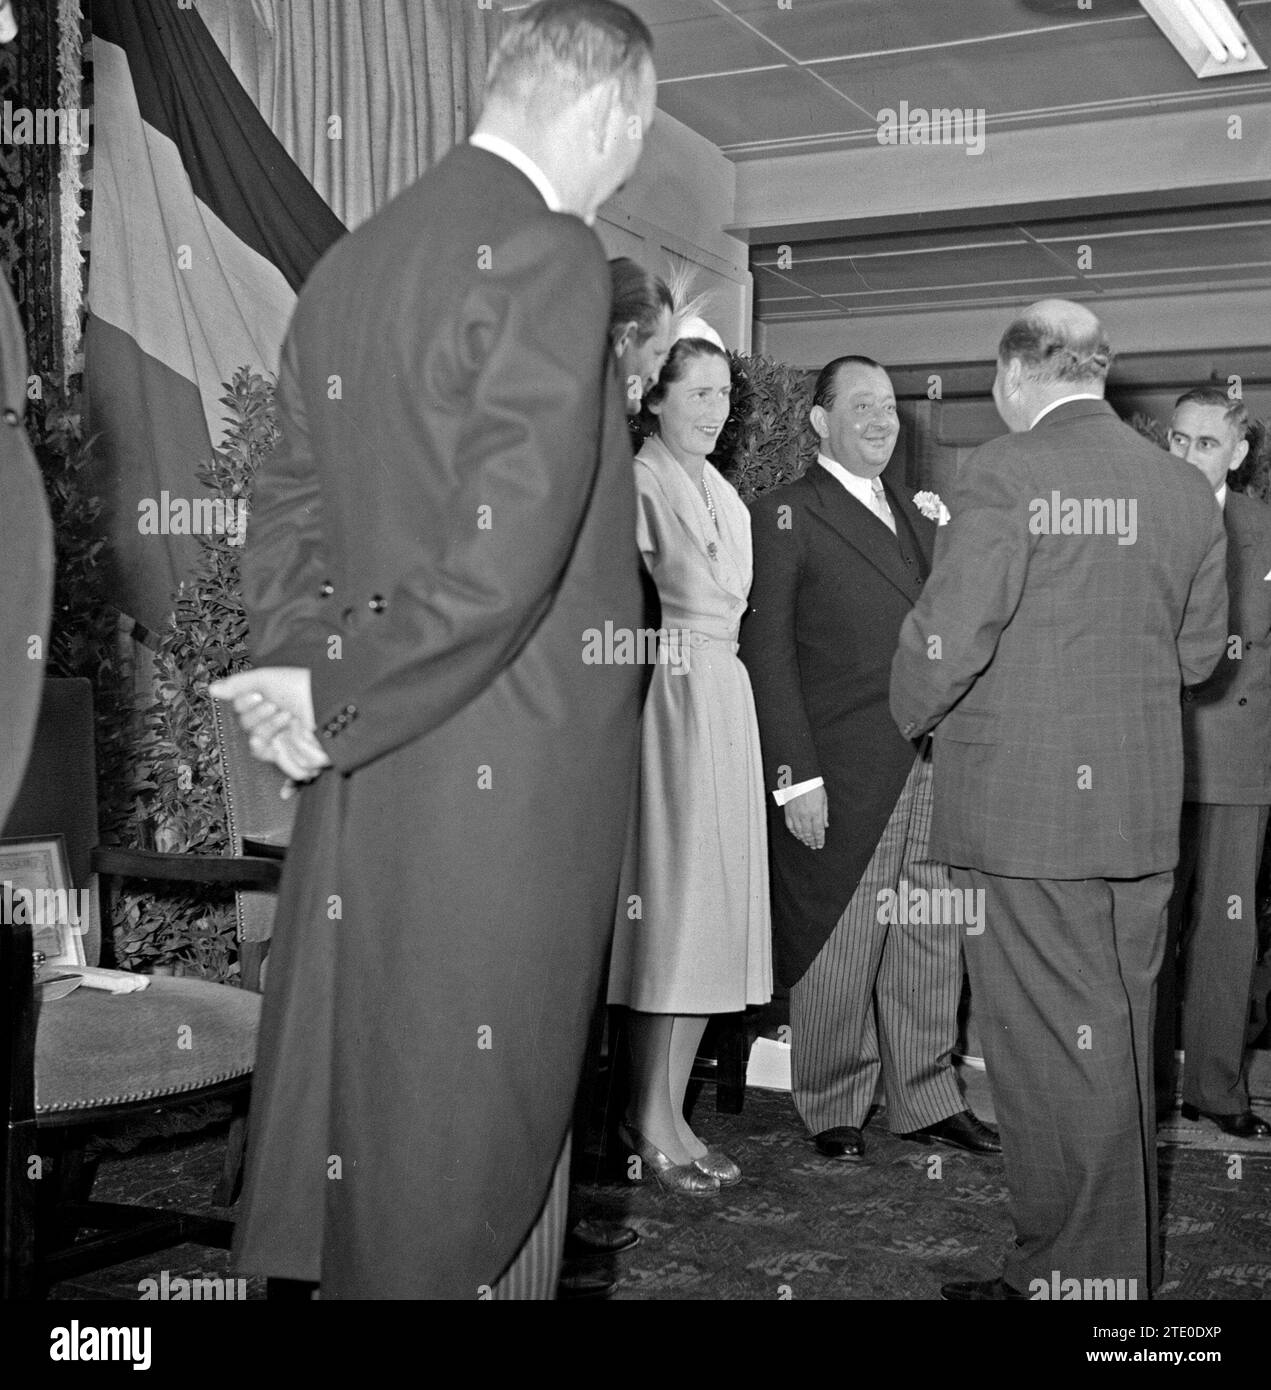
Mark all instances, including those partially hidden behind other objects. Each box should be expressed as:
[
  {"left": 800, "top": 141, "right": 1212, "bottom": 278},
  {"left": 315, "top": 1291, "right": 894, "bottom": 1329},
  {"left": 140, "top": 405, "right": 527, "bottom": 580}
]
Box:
[
  {"left": 998, "top": 299, "right": 1112, "bottom": 391},
  {"left": 609, "top": 256, "right": 673, "bottom": 343},
  {"left": 485, "top": 0, "right": 654, "bottom": 118}
]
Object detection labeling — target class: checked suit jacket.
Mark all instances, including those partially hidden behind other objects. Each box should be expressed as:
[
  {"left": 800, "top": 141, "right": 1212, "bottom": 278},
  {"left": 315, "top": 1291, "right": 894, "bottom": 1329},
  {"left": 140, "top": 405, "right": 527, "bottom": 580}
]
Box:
[{"left": 890, "top": 398, "right": 1229, "bottom": 878}]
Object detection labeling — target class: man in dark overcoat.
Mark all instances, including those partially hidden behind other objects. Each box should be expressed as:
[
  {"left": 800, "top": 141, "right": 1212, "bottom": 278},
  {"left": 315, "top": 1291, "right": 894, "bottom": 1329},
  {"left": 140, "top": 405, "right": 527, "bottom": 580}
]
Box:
[
  {"left": 0, "top": 272, "right": 53, "bottom": 829},
  {"left": 214, "top": 0, "right": 656, "bottom": 1299}
]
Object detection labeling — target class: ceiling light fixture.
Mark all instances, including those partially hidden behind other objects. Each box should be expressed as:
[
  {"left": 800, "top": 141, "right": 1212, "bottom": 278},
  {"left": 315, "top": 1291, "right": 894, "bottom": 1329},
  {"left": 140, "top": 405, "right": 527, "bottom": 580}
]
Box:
[{"left": 1139, "top": 0, "right": 1267, "bottom": 77}]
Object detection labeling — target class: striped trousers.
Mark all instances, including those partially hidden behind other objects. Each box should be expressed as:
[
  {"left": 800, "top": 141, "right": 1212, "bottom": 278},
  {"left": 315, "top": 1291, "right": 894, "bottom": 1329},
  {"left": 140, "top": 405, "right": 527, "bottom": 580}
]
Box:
[
  {"left": 789, "top": 750, "right": 965, "bottom": 1135},
  {"left": 489, "top": 1127, "right": 571, "bottom": 1300}
]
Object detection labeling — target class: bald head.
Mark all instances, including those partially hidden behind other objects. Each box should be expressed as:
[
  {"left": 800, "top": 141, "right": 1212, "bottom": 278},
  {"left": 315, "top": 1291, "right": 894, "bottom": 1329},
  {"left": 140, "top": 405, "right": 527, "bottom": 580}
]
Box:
[{"left": 992, "top": 298, "right": 1112, "bottom": 432}]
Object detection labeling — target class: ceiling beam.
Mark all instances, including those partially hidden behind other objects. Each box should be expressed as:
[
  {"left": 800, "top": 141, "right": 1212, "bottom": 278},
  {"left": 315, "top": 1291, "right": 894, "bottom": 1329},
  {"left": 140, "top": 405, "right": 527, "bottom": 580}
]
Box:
[
  {"left": 756, "top": 285, "right": 1271, "bottom": 369},
  {"left": 731, "top": 101, "right": 1271, "bottom": 244}
]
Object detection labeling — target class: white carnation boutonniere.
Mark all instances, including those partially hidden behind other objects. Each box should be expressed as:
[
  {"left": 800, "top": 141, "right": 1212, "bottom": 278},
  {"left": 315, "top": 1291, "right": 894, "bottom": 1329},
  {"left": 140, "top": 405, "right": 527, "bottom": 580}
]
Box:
[{"left": 913, "top": 491, "right": 951, "bottom": 525}]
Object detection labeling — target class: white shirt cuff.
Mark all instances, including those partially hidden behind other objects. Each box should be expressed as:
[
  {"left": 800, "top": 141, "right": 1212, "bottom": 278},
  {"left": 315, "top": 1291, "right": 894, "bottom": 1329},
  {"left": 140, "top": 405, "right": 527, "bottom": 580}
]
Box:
[{"left": 773, "top": 776, "right": 824, "bottom": 807}]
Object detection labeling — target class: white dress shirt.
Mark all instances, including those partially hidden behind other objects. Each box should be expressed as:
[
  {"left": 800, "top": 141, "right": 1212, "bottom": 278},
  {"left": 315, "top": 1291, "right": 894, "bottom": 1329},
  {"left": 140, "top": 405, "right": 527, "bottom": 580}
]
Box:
[
  {"left": 467, "top": 132, "right": 563, "bottom": 213},
  {"left": 773, "top": 453, "right": 884, "bottom": 808},
  {"left": 1029, "top": 392, "right": 1103, "bottom": 429}
]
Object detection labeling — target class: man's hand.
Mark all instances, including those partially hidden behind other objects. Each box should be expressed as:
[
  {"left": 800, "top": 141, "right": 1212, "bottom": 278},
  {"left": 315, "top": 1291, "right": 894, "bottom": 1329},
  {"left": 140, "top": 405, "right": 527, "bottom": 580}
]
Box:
[
  {"left": 784, "top": 784, "right": 829, "bottom": 850},
  {"left": 210, "top": 668, "right": 332, "bottom": 784}
]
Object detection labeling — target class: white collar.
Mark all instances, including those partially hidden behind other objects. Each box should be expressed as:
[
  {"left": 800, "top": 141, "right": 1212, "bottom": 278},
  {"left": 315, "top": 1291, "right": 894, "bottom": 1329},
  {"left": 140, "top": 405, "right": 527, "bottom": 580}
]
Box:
[
  {"left": 1216, "top": 483, "right": 1228, "bottom": 510},
  {"left": 817, "top": 452, "right": 879, "bottom": 509},
  {"left": 1029, "top": 393, "right": 1104, "bottom": 429},
  {"left": 468, "top": 133, "right": 563, "bottom": 214}
]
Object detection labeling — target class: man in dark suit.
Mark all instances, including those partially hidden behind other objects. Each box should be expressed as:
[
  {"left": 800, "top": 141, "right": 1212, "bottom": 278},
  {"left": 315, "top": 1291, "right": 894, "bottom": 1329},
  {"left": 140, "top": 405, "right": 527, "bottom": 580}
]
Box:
[
  {"left": 1155, "top": 387, "right": 1271, "bottom": 1140},
  {"left": 741, "top": 356, "right": 998, "bottom": 1163},
  {"left": 212, "top": 0, "right": 656, "bottom": 1299},
  {"left": 891, "top": 301, "right": 1229, "bottom": 1300},
  {"left": 0, "top": 273, "right": 54, "bottom": 831}
]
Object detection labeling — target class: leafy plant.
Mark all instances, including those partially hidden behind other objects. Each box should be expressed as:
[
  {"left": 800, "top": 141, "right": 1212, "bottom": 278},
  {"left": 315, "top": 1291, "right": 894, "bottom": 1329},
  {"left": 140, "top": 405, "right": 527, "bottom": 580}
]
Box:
[
  {"left": 714, "top": 353, "right": 817, "bottom": 503},
  {"left": 1234, "top": 419, "right": 1271, "bottom": 503},
  {"left": 113, "top": 367, "right": 278, "bottom": 980},
  {"left": 1127, "top": 411, "right": 1168, "bottom": 450}
]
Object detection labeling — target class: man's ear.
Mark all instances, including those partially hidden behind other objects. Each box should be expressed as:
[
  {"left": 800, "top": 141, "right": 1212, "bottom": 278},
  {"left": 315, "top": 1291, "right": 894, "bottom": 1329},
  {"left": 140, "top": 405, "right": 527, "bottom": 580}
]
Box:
[
  {"left": 1230, "top": 437, "right": 1250, "bottom": 474},
  {"left": 613, "top": 321, "right": 635, "bottom": 358},
  {"left": 809, "top": 404, "right": 829, "bottom": 440},
  {"left": 588, "top": 76, "right": 623, "bottom": 153},
  {"left": 1003, "top": 357, "right": 1024, "bottom": 397}
]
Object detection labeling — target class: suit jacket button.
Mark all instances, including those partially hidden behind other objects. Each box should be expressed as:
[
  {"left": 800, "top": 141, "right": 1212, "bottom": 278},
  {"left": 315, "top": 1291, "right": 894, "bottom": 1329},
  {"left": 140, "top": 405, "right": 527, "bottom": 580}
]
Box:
[
  {"left": 368, "top": 595, "right": 387, "bottom": 613},
  {"left": 1239, "top": 697, "right": 1248, "bottom": 706},
  {"left": 319, "top": 581, "right": 334, "bottom": 597},
  {"left": 2, "top": 407, "right": 19, "bottom": 426}
]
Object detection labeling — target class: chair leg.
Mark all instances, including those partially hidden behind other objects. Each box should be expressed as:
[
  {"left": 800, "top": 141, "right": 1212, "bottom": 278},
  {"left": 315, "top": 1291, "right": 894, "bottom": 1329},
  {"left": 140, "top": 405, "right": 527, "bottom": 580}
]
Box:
[
  {"left": 215, "top": 1093, "right": 250, "bottom": 1207},
  {"left": 47, "top": 1139, "right": 101, "bottom": 1247},
  {"left": 600, "top": 1009, "right": 632, "bottom": 1173},
  {"left": 2, "top": 1117, "right": 41, "bottom": 1299},
  {"left": 714, "top": 1015, "right": 753, "bottom": 1115}
]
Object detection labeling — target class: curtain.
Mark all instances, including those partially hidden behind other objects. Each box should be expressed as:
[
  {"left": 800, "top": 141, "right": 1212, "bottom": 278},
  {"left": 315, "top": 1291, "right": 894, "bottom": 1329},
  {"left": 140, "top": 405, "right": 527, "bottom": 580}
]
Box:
[{"left": 197, "top": 0, "right": 494, "bottom": 230}]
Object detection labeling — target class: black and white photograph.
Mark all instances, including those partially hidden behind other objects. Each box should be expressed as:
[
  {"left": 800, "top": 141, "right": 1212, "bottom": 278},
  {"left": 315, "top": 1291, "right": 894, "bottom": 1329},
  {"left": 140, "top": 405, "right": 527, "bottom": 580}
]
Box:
[{"left": 2, "top": 0, "right": 1270, "bottom": 1348}]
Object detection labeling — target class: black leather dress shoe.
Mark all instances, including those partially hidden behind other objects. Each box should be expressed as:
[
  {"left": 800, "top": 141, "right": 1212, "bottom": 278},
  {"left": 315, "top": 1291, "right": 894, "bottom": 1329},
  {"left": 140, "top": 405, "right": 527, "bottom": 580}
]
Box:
[
  {"left": 1181, "top": 1104, "right": 1271, "bottom": 1138},
  {"left": 564, "top": 1218, "right": 640, "bottom": 1258},
  {"left": 814, "top": 1125, "right": 865, "bottom": 1159},
  {"left": 941, "top": 1276, "right": 1030, "bottom": 1301},
  {"left": 903, "top": 1110, "right": 1001, "bottom": 1154}
]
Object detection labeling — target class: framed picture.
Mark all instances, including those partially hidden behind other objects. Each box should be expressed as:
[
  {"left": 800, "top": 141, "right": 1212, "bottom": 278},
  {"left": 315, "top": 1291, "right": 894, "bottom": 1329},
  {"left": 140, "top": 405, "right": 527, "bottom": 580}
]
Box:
[{"left": 0, "top": 835, "right": 87, "bottom": 968}]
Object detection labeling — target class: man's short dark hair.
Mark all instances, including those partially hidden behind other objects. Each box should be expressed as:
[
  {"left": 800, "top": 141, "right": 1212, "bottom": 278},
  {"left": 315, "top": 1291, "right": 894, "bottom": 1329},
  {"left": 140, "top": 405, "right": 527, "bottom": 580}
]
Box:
[
  {"left": 998, "top": 313, "right": 1112, "bottom": 386},
  {"left": 486, "top": 1, "right": 654, "bottom": 112},
  {"left": 1173, "top": 385, "right": 1250, "bottom": 438},
  {"left": 608, "top": 257, "right": 673, "bottom": 345},
  {"left": 811, "top": 355, "right": 885, "bottom": 413}
]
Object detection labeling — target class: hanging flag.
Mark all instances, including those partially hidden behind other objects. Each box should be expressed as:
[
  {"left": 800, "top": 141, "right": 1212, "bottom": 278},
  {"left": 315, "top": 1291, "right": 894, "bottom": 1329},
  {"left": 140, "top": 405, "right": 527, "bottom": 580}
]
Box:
[{"left": 86, "top": 0, "right": 344, "bottom": 631}]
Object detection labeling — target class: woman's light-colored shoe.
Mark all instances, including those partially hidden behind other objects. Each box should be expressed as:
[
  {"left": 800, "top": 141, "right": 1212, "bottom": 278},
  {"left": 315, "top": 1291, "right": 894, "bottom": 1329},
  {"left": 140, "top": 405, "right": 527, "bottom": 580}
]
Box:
[
  {"left": 618, "top": 1121, "right": 720, "bottom": 1196},
  {"left": 693, "top": 1147, "right": 742, "bottom": 1186}
]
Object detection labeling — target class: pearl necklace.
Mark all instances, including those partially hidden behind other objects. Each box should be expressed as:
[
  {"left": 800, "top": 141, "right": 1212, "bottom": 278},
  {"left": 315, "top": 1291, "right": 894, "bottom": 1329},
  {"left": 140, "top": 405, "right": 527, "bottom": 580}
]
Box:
[{"left": 701, "top": 470, "right": 719, "bottom": 560}]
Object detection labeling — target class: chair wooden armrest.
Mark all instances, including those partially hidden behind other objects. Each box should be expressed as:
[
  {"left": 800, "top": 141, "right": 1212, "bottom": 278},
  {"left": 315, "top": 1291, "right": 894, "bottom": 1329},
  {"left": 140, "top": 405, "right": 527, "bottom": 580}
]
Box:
[{"left": 91, "top": 845, "right": 283, "bottom": 890}]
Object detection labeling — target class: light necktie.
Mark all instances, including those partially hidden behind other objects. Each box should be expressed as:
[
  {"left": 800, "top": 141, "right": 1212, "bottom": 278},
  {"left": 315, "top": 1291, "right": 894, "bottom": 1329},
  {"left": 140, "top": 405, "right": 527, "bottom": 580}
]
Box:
[{"left": 870, "top": 477, "right": 897, "bottom": 534}]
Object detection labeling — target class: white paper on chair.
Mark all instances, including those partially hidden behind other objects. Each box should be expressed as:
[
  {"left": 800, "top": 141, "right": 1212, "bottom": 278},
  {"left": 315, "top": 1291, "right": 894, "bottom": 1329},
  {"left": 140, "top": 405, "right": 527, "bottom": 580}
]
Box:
[
  {"left": 75, "top": 966, "right": 150, "bottom": 994},
  {"left": 37, "top": 966, "right": 151, "bottom": 1000}
]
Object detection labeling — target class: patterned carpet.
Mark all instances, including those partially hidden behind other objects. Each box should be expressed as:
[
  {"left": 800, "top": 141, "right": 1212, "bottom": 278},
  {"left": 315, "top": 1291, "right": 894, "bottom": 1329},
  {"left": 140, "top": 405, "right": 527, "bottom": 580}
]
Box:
[
  {"left": 585, "top": 1087, "right": 1271, "bottom": 1300},
  {"left": 48, "top": 1066, "right": 1271, "bottom": 1301}
]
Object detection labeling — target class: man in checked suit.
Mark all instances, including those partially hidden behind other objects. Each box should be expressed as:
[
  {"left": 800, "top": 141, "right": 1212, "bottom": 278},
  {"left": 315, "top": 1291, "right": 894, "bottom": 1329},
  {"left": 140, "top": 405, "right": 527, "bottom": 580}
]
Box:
[
  {"left": 891, "top": 301, "right": 1229, "bottom": 1300},
  {"left": 1155, "top": 387, "right": 1271, "bottom": 1141},
  {"left": 213, "top": 0, "right": 656, "bottom": 1299},
  {"left": 741, "top": 356, "right": 998, "bottom": 1162}
]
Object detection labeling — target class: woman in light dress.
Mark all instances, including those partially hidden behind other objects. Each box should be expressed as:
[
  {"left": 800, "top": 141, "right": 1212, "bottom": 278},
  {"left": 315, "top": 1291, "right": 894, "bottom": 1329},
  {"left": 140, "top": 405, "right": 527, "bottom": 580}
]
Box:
[{"left": 609, "top": 334, "right": 773, "bottom": 1195}]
